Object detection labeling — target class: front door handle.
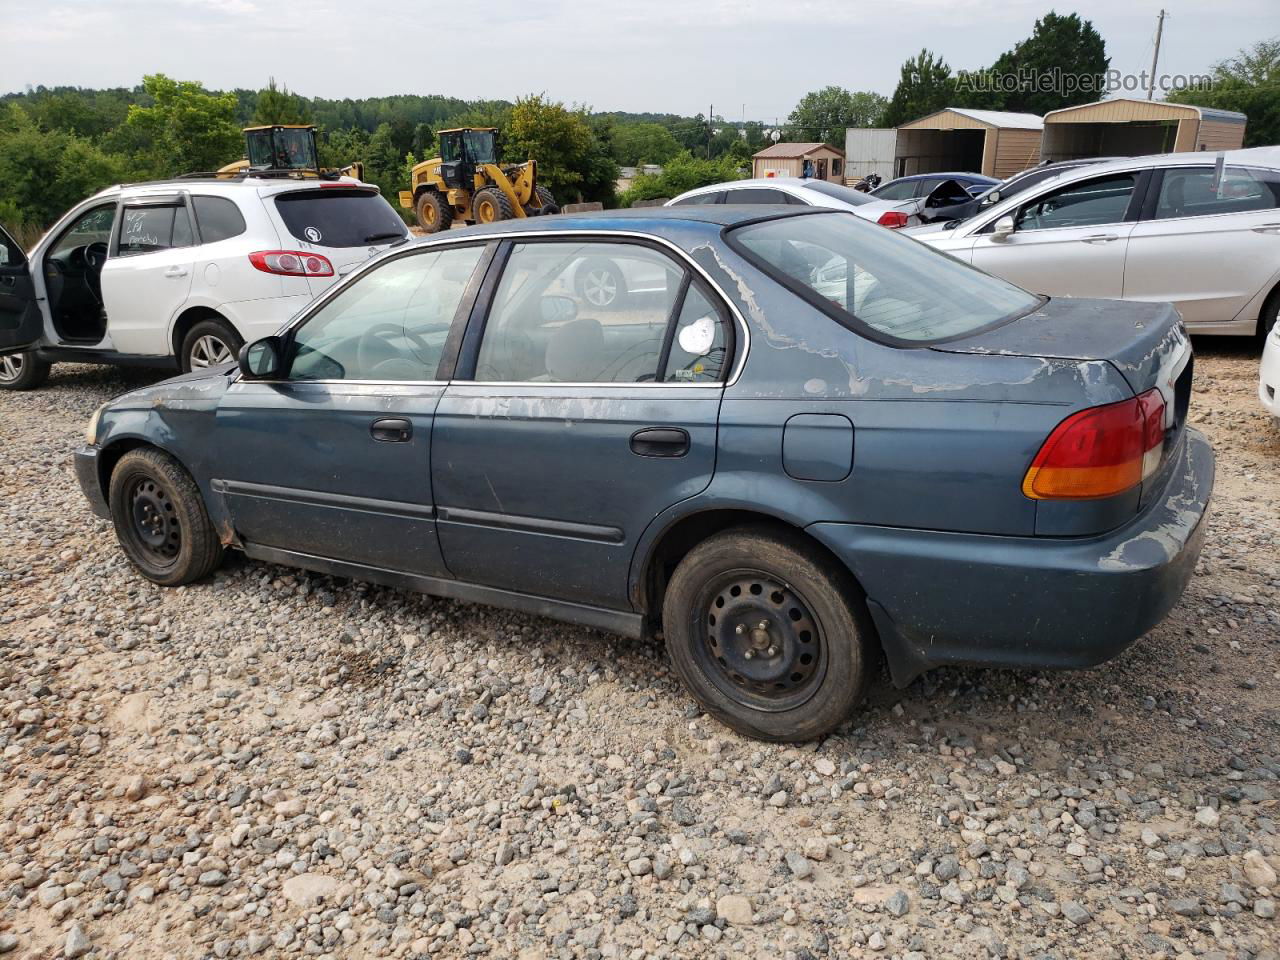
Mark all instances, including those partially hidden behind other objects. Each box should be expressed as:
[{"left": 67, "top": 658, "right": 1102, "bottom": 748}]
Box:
[
  {"left": 1252, "top": 222, "right": 1280, "bottom": 234},
  {"left": 370, "top": 418, "right": 412, "bottom": 442},
  {"left": 164, "top": 266, "right": 189, "bottom": 278},
  {"left": 1080, "top": 233, "right": 1120, "bottom": 244},
  {"left": 630, "top": 427, "right": 689, "bottom": 458}
]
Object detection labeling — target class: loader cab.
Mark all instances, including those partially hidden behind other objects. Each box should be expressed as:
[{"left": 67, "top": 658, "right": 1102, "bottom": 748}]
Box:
[
  {"left": 438, "top": 128, "right": 499, "bottom": 188},
  {"left": 244, "top": 125, "right": 320, "bottom": 176}
]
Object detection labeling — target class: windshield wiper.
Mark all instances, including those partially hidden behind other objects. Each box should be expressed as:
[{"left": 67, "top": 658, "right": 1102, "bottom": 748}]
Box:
[{"left": 365, "top": 231, "right": 408, "bottom": 244}]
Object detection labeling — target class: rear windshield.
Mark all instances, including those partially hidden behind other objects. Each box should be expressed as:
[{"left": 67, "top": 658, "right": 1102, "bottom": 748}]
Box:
[
  {"left": 728, "top": 212, "right": 1041, "bottom": 345},
  {"left": 801, "top": 181, "right": 876, "bottom": 206},
  {"left": 274, "top": 189, "right": 407, "bottom": 249}
]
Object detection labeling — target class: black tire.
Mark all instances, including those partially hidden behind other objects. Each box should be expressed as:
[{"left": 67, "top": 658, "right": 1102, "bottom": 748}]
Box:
[
  {"left": 415, "top": 190, "right": 453, "bottom": 233},
  {"left": 472, "top": 187, "right": 514, "bottom": 225},
  {"left": 1259, "top": 288, "right": 1279, "bottom": 341},
  {"left": 534, "top": 185, "right": 559, "bottom": 215},
  {"left": 0, "top": 351, "right": 51, "bottom": 391},
  {"left": 180, "top": 317, "right": 243, "bottom": 373},
  {"left": 662, "top": 527, "right": 874, "bottom": 742},
  {"left": 108, "top": 447, "right": 224, "bottom": 587},
  {"left": 575, "top": 257, "right": 627, "bottom": 309}
]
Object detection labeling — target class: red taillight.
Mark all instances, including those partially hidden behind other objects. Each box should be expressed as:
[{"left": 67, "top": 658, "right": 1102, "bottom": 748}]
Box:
[
  {"left": 249, "top": 251, "right": 334, "bottom": 277},
  {"left": 1022, "top": 389, "right": 1167, "bottom": 500},
  {"left": 876, "top": 211, "right": 909, "bottom": 228}
]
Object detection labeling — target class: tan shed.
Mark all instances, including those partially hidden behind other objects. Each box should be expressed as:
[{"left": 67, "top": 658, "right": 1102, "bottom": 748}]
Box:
[
  {"left": 751, "top": 143, "right": 846, "bottom": 182},
  {"left": 893, "top": 108, "right": 1043, "bottom": 179},
  {"left": 1040, "top": 98, "right": 1247, "bottom": 161}
]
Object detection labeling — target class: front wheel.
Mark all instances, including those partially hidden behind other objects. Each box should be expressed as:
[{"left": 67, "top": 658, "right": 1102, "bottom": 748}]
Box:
[
  {"left": 181, "top": 318, "right": 243, "bottom": 373},
  {"left": 108, "top": 448, "right": 224, "bottom": 586},
  {"left": 472, "top": 188, "right": 514, "bottom": 225},
  {"left": 662, "top": 527, "right": 874, "bottom": 742},
  {"left": 575, "top": 257, "right": 626, "bottom": 309},
  {"left": 0, "top": 351, "right": 51, "bottom": 391},
  {"left": 416, "top": 190, "right": 454, "bottom": 233}
]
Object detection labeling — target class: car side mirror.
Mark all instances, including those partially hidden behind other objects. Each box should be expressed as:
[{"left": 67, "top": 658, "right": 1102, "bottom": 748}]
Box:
[
  {"left": 983, "top": 190, "right": 1001, "bottom": 205},
  {"left": 991, "top": 215, "right": 1017, "bottom": 241},
  {"left": 540, "top": 295, "right": 578, "bottom": 324},
  {"left": 238, "top": 336, "right": 283, "bottom": 379}
]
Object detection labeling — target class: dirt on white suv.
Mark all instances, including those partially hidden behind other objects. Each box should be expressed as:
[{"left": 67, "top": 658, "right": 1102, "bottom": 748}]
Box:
[{"left": 0, "top": 176, "right": 409, "bottom": 389}]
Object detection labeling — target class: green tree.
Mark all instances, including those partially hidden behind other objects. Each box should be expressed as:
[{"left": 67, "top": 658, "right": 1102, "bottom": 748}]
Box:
[
  {"left": 882, "top": 50, "right": 955, "bottom": 127},
  {"left": 967, "top": 12, "right": 1109, "bottom": 114},
  {"left": 618, "top": 151, "right": 746, "bottom": 206},
  {"left": 1168, "top": 37, "right": 1280, "bottom": 147},
  {"left": 122, "top": 74, "right": 242, "bottom": 176},
  {"left": 252, "top": 77, "right": 311, "bottom": 126},
  {"left": 503, "top": 94, "right": 617, "bottom": 204},
  {"left": 613, "top": 122, "right": 682, "bottom": 166},
  {"left": 787, "top": 87, "right": 888, "bottom": 144}
]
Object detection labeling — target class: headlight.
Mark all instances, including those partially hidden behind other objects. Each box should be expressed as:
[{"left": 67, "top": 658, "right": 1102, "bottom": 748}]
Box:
[{"left": 84, "top": 404, "right": 107, "bottom": 445}]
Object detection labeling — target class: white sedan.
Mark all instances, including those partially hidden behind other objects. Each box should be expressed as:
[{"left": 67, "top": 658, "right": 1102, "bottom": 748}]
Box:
[
  {"left": 1262, "top": 321, "right": 1280, "bottom": 422},
  {"left": 667, "top": 177, "right": 931, "bottom": 229},
  {"left": 908, "top": 146, "right": 1280, "bottom": 337}
]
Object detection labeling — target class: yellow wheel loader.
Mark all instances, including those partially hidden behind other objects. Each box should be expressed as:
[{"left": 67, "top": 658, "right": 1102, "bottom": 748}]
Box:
[
  {"left": 215, "top": 125, "right": 365, "bottom": 181},
  {"left": 399, "top": 128, "right": 558, "bottom": 233}
]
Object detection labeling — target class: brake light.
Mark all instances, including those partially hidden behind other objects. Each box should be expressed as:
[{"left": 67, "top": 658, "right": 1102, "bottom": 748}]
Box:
[
  {"left": 876, "top": 211, "right": 909, "bottom": 228},
  {"left": 249, "top": 251, "right": 334, "bottom": 277},
  {"left": 1022, "top": 389, "right": 1166, "bottom": 500}
]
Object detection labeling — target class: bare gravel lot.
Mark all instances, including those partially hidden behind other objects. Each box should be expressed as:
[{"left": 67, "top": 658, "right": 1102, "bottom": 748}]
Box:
[{"left": 1, "top": 340, "right": 1278, "bottom": 960}]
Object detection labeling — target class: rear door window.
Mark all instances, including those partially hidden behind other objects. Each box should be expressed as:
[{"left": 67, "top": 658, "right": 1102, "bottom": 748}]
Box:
[
  {"left": 671, "top": 192, "right": 724, "bottom": 206},
  {"left": 274, "top": 189, "right": 408, "bottom": 248},
  {"left": 1153, "top": 166, "right": 1280, "bottom": 219},
  {"left": 117, "top": 205, "right": 193, "bottom": 256}
]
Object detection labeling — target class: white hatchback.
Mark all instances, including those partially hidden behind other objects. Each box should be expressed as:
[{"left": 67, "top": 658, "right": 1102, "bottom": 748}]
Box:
[
  {"left": 0, "top": 176, "right": 408, "bottom": 389},
  {"left": 667, "top": 177, "right": 927, "bottom": 229}
]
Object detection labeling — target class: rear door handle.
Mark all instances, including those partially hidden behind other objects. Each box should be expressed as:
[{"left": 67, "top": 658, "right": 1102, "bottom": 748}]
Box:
[
  {"left": 370, "top": 418, "right": 412, "bottom": 442},
  {"left": 1080, "top": 233, "right": 1120, "bottom": 244},
  {"left": 164, "top": 266, "right": 188, "bottom": 278},
  {"left": 630, "top": 427, "right": 689, "bottom": 458}
]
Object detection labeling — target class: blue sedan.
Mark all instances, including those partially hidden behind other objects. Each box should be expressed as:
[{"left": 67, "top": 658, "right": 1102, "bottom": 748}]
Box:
[{"left": 74, "top": 207, "right": 1213, "bottom": 741}]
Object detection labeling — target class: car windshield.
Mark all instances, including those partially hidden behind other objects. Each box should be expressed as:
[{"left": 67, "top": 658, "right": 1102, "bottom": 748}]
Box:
[
  {"left": 800, "top": 181, "right": 876, "bottom": 206},
  {"left": 274, "top": 189, "right": 408, "bottom": 248},
  {"left": 729, "top": 212, "right": 1041, "bottom": 344},
  {"left": 464, "top": 131, "right": 497, "bottom": 163}
]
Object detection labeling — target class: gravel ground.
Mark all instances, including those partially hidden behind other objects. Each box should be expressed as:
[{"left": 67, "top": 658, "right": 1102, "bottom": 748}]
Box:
[{"left": 1, "top": 340, "right": 1278, "bottom": 960}]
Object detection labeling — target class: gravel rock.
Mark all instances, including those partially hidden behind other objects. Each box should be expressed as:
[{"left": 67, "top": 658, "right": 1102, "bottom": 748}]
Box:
[
  {"left": 716, "top": 895, "right": 753, "bottom": 925},
  {"left": 64, "top": 924, "right": 92, "bottom": 959}
]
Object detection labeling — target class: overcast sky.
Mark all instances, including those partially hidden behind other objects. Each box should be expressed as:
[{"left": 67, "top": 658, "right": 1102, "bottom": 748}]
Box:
[{"left": 3, "top": 0, "right": 1275, "bottom": 120}]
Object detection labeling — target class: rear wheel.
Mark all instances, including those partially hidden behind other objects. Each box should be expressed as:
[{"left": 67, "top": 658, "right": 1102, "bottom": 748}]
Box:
[
  {"left": 472, "top": 188, "right": 514, "bottom": 225},
  {"left": 415, "top": 190, "right": 453, "bottom": 233},
  {"left": 576, "top": 257, "right": 626, "bottom": 308},
  {"left": 662, "top": 527, "right": 874, "bottom": 742},
  {"left": 108, "top": 448, "right": 223, "bottom": 586},
  {"left": 0, "top": 351, "right": 51, "bottom": 391},
  {"left": 181, "top": 318, "right": 242, "bottom": 373}
]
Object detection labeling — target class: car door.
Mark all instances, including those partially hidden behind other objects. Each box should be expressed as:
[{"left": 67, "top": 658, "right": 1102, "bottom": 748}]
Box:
[
  {"left": 99, "top": 196, "right": 197, "bottom": 355},
  {"left": 432, "top": 237, "right": 734, "bottom": 610},
  {"left": 212, "top": 242, "right": 490, "bottom": 576},
  {"left": 969, "top": 171, "right": 1145, "bottom": 299},
  {"left": 1123, "top": 164, "right": 1280, "bottom": 325},
  {"left": 0, "top": 224, "right": 45, "bottom": 356}
]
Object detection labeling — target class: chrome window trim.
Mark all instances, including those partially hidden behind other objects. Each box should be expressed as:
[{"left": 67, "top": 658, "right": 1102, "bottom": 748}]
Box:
[{"left": 273, "top": 228, "right": 752, "bottom": 388}]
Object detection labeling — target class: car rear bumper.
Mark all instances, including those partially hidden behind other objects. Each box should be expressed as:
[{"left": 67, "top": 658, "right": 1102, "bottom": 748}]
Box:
[
  {"left": 75, "top": 444, "right": 111, "bottom": 519},
  {"left": 1260, "top": 328, "right": 1280, "bottom": 418},
  {"left": 810, "top": 428, "right": 1215, "bottom": 686}
]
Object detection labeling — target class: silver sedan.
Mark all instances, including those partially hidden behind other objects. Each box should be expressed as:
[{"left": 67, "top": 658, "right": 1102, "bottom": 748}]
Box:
[{"left": 908, "top": 147, "right": 1280, "bottom": 337}]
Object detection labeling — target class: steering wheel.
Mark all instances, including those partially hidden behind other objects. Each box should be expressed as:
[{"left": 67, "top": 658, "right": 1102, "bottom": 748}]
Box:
[{"left": 356, "top": 323, "right": 434, "bottom": 379}]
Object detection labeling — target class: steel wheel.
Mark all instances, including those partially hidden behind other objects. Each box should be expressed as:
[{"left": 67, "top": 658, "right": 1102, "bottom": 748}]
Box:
[
  {"left": 0, "top": 354, "right": 24, "bottom": 384},
  {"left": 189, "top": 334, "right": 233, "bottom": 368},
  {"left": 124, "top": 476, "right": 182, "bottom": 569},
  {"left": 694, "top": 570, "right": 827, "bottom": 713}
]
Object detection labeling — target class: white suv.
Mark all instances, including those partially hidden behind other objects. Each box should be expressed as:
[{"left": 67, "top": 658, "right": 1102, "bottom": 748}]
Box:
[{"left": 0, "top": 176, "right": 409, "bottom": 389}]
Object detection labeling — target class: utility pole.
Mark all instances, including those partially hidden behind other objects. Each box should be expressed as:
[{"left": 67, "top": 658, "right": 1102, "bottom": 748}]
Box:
[
  {"left": 1147, "top": 9, "right": 1166, "bottom": 100},
  {"left": 707, "top": 104, "right": 713, "bottom": 158}
]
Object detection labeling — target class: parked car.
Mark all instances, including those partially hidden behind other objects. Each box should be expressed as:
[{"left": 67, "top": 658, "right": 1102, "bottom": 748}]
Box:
[
  {"left": 1261, "top": 319, "right": 1280, "bottom": 422},
  {"left": 0, "top": 176, "right": 409, "bottom": 389},
  {"left": 909, "top": 147, "right": 1280, "bottom": 337},
  {"left": 74, "top": 207, "right": 1213, "bottom": 742},
  {"left": 869, "top": 172, "right": 999, "bottom": 202},
  {"left": 667, "top": 177, "right": 924, "bottom": 228},
  {"left": 927, "top": 157, "right": 1129, "bottom": 228}
]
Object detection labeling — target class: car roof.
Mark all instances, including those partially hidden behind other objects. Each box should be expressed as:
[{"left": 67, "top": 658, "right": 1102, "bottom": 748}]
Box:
[
  {"left": 681, "top": 177, "right": 816, "bottom": 193},
  {"left": 88, "top": 176, "right": 375, "bottom": 202},
  {"left": 411, "top": 206, "right": 826, "bottom": 242},
  {"left": 889, "top": 172, "right": 996, "bottom": 182}
]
